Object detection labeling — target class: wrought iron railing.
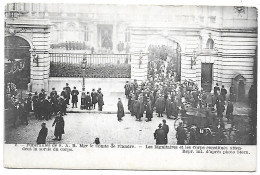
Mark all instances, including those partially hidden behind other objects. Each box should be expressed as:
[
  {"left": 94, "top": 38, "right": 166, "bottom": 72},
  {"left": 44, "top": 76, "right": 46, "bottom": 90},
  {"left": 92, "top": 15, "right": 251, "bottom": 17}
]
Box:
[{"left": 49, "top": 53, "right": 131, "bottom": 78}]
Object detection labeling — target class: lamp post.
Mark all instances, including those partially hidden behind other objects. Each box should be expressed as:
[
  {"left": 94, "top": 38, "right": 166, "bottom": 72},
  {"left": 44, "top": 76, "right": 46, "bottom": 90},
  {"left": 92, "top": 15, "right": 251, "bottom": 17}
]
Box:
[{"left": 82, "top": 52, "right": 87, "bottom": 90}]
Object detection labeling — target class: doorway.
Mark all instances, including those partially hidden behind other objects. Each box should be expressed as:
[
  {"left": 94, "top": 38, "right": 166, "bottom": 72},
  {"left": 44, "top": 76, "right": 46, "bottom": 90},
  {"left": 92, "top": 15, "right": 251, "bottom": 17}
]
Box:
[
  {"left": 201, "top": 63, "right": 213, "bottom": 92},
  {"left": 238, "top": 80, "right": 245, "bottom": 101}
]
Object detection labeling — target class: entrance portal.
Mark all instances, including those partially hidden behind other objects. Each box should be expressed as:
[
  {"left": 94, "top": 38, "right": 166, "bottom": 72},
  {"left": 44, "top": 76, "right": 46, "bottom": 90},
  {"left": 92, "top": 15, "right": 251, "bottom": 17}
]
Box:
[
  {"left": 201, "top": 63, "right": 213, "bottom": 92},
  {"left": 238, "top": 80, "right": 245, "bottom": 101},
  {"left": 97, "top": 24, "right": 113, "bottom": 50},
  {"left": 5, "top": 36, "right": 31, "bottom": 89}
]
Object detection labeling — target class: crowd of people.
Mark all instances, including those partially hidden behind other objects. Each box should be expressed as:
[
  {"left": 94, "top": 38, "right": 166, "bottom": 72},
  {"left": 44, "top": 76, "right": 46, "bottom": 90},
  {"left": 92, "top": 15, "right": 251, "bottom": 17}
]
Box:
[
  {"left": 5, "top": 83, "right": 105, "bottom": 129},
  {"left": 123, "top": 63, "right": 236, "bottom": 145}
]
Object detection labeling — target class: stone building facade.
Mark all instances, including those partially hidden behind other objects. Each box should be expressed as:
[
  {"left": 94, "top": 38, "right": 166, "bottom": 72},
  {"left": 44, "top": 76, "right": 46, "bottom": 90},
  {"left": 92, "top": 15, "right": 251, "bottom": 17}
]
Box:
[{"left": 4, "top": 4, "right": 257, "bottom": 97}]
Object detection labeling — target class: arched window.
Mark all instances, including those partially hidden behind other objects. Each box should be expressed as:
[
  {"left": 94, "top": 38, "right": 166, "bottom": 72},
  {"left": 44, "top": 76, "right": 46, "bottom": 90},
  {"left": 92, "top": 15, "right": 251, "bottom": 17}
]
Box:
[{"left": 206, "top": 38, "right": 214, "bottom": 49}]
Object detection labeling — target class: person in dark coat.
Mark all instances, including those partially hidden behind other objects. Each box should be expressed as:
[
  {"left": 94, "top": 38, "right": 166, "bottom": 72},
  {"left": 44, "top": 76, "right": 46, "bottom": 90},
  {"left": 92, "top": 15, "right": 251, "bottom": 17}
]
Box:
[
  {"left": 61, "top": 88, "right": 67, "bottom": 101},
  {"left": 18, "top": 100, "right": 28, "bottom": 125},
  {"left": 36, "top": 123, "right": 48, "bottom": 144},
  {"left": 32, "top": 92, "right": 39, "bottom": 119},
  {"left": 59, "top": 96, "right": 67, "bottom": 116},
  {"left": 129, "top": 93, "right": 136, "bottom": 116},
  {"left": 42, "top": 97, "right": 52, "bottom": 120},
  {"left": 189, "top": 126, "right": 198, "bottom": 145},
  {"left": 71, "top": 86, "right": 79, "bottom": 108},
  {"left": 133, "top": 79, "right": 138, "bottom": 94},
  {"left": 214, "top": 83, "right": 220, "bottom": 96},
  {"left": 50, "top": 88, "right": 58, "bottom": 100},
  {"left": 226, "top": 100, "right": 234, "bottom": 123},
  {"left": 133, "top": 98, "right": 142, "bottom": 121},
  {"left": 25, "top": 93, "right": 32, "bottom": 112},
  {"left": 230, "top": 83, "right": 235, "bottom": 102},
  {"left": 81, "top": 88, "right": 87, "bottom": 110},
  {"left": 97, "top": 88, "right": 104, "bottom": 111},
  {"left": 165, "top": 97, "right": 172, "bottom": 119},
  {"left": 145, "top": 98, "right": 153, "bottom": 122},
  {"left": 86, "top": 92, "right": 92, "bottom": 110},
  {"left": 117, "top": 98, "right": 125, "bottom": 121},
  {"left": 154, "top": 123, "right": 166, "bottom": 145},
  {"left": 65, "top": 83, "right": 71, "bottom": 105},
  {"left": 52, "top": 113, "right": 65, "bottom": 141},
  {"left": 248, "top": 84, "right": 256, "bottom": 108},
  {"left": 39, "top": 89, "right": 46, "bottom": 100},
  {"left": 220, "top": 85, "right": 227, "bottom": 101},
  {"left": 91, "top": 89, "right": 98, "bottom": 109},
  {"left": 176, "top": 122, "right": 186, "bottom": 145},
  {"left": 124, "top": 81, "right": 131, "bottom": 99},
  {"left": 162, "top": 119, "right": 169, "bottom": 144},
  {"left": 171, "top": 98, "right": 179, "bottom": 119},
  {"left": 155, "top": 95, "right": 165, "bottom": 117}
]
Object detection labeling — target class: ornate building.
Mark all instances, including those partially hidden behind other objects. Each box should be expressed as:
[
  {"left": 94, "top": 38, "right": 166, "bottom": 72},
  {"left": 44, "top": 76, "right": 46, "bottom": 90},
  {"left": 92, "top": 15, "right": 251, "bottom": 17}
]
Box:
[{"left": 4, "top": 3, "right": 257, "bottom": 98}]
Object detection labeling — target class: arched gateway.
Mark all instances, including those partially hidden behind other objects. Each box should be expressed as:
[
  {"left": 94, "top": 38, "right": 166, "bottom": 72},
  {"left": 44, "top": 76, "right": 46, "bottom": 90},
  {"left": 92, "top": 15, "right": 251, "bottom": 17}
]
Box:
[
  {"left": 5, "top": 36, "right": 31, "bottom": 89},
  {"left": 145, "top": 36, "right": 182, "bottom": 81}
]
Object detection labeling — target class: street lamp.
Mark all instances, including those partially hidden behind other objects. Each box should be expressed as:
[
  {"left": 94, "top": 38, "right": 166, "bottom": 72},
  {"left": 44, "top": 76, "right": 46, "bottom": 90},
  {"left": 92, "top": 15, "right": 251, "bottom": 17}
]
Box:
[{"left": 82, "top": 52, "right": 87, "bottom": 90}]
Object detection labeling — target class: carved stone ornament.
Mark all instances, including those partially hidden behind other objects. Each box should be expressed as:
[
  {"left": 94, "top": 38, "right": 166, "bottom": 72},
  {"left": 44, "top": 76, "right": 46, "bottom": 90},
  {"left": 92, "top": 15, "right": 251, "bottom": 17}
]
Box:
[
  {"left": 5, "top": 26, "right": 26, "bottom": 36},
  {"left": 234, "top": 6, "right": 246, "bottom": 17}
]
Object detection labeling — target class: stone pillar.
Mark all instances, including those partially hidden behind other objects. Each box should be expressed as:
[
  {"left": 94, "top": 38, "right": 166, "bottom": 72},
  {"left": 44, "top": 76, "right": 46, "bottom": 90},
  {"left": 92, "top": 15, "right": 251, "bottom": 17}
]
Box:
[
  {"left": 31, "top": 25, "right": 50, "bottom": 92},
  {"left": 131, "top": 52, "right": 148, "bottom": 83}
]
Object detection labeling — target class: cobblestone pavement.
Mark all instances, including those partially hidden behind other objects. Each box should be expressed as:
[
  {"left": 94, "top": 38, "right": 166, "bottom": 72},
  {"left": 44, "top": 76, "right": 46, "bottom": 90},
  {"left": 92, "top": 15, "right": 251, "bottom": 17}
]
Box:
[{"left": 5, "top": 112, "right": 178, "bottom": 145}]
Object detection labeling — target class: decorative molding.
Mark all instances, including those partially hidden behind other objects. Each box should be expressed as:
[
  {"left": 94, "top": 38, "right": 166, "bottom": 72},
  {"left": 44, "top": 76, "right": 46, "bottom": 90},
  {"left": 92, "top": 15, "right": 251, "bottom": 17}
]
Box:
[
  {"left": 234, "top": 6, "right": 246, "bottom": 17},
  {"left": 5, "top": 26, "right": 27, "bottom": 36}
]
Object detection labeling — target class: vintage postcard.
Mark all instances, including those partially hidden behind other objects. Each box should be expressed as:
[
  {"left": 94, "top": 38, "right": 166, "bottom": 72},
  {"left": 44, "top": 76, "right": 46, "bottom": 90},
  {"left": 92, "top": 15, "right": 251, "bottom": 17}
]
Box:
[{"left": 3, "top": 0, "right": 258, "bottom": 171}]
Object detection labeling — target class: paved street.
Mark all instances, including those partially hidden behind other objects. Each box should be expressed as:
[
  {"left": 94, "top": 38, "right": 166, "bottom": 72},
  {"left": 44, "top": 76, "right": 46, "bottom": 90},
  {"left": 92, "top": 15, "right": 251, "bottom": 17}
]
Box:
[{"left": 5, "top": 112, "right": 178, "bottom": 145}]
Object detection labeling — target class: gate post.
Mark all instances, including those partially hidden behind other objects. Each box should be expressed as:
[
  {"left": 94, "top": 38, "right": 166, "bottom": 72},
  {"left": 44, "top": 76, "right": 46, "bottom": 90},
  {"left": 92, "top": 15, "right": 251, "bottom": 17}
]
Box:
[{"left": 131, "top": 51, "right": 148, "bottom": 83}]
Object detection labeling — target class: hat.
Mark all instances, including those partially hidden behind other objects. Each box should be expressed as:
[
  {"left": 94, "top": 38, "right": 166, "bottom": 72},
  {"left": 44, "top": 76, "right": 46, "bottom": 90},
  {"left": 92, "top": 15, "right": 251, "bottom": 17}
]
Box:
[{"left": 162, "top": 119, "right": 166, "bottom": 123}]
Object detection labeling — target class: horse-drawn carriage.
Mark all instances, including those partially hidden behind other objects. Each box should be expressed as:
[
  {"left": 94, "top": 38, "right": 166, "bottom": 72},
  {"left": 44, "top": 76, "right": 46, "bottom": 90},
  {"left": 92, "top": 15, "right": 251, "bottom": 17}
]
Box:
[{"left": 174, "top": 103, "right": 228, "bottom": 145}]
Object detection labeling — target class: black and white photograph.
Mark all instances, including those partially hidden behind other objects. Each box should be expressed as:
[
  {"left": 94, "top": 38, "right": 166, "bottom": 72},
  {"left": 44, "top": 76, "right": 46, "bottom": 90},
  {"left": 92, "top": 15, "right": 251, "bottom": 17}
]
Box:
[{"left": 3, "top": 1, "right": 258, "bottom": 171}]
